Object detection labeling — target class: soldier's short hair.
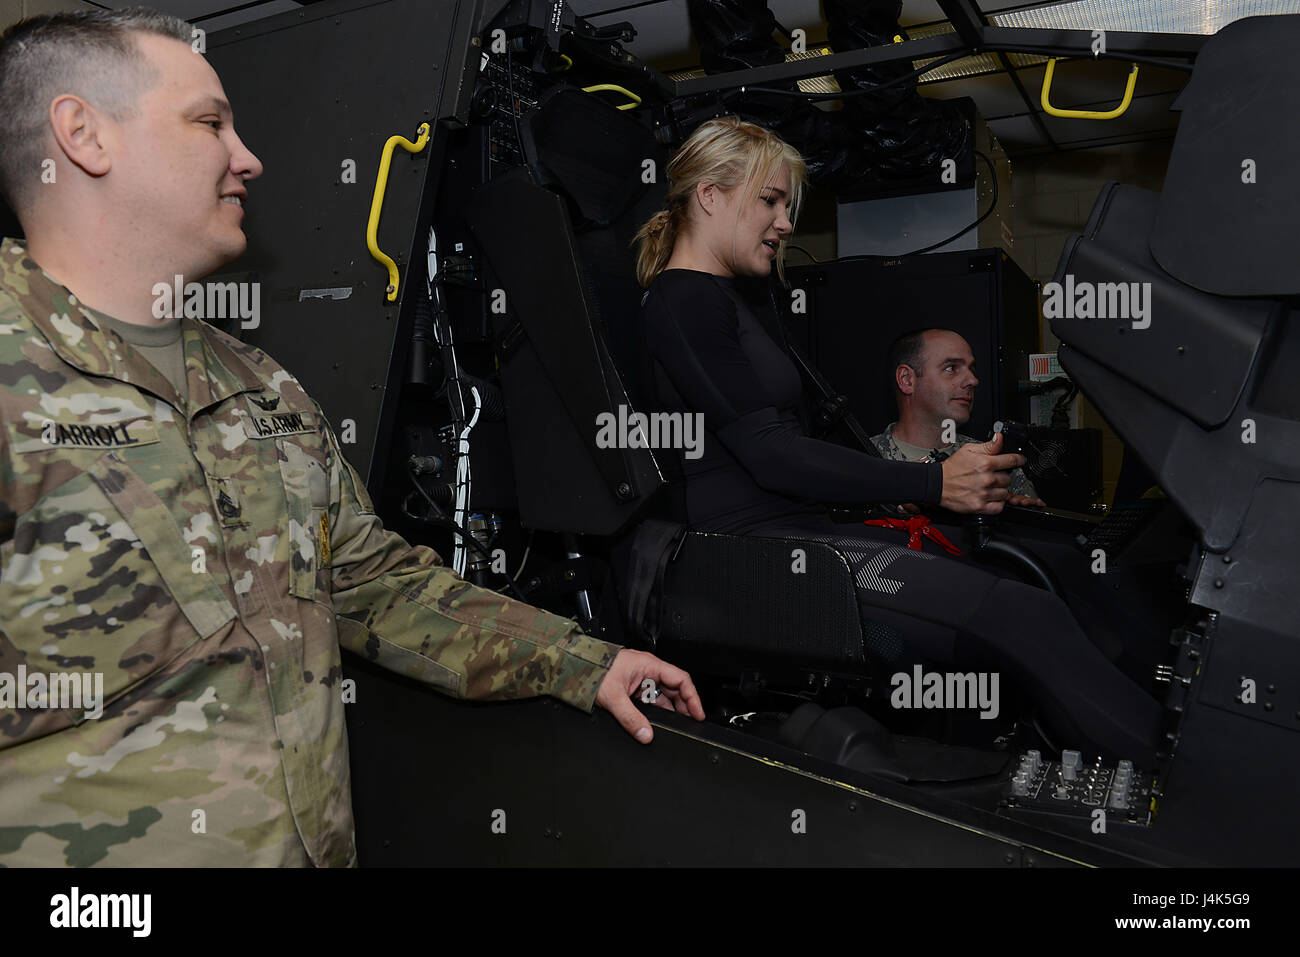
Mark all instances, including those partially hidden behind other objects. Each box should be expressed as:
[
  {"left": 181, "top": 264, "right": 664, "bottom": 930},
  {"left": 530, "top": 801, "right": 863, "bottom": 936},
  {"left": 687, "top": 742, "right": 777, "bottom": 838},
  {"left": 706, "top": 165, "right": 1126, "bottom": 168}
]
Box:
[
  {"left": 0, "top": 7, "right": 192, "bottom": 219},
  {"left": 888, "top": 328, "right": 944, "bottom": 381}
]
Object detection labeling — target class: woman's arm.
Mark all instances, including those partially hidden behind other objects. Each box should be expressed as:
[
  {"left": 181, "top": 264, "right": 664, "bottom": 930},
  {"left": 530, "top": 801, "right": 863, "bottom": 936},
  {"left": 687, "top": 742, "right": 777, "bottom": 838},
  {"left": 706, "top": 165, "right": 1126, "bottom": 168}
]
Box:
[{"left": 642, "top": 275, "right": 942, "bottom": 506}]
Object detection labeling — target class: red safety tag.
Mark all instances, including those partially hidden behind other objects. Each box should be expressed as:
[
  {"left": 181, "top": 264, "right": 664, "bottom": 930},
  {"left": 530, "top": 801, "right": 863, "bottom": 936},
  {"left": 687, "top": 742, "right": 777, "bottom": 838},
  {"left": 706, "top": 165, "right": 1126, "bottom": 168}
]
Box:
[{"left": 863, "top": 516, "right": 964, "bottom": 556}]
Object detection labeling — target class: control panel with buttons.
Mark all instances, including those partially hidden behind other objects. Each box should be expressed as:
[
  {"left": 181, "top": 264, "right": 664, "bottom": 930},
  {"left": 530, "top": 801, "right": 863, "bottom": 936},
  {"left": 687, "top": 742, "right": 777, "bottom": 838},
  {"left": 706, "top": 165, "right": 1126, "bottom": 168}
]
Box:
[{"left": 1000, "top": 749, "right": 1156, "bottom": 826}]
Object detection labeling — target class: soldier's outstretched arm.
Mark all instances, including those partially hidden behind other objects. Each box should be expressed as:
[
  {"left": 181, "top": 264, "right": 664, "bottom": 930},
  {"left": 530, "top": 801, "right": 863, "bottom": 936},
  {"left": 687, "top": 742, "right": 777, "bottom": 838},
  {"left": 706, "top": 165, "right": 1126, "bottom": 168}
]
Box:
[{"left": 313, "top": 405, "right": 702, "bottom": 739}]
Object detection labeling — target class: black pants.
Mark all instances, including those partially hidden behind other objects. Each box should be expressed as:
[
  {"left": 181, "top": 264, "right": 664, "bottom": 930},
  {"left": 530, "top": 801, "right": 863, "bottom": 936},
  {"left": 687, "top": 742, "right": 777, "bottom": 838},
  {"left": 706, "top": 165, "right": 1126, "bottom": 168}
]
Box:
[{"left": 753, "top": 516, "right": 1166, "bottom": 766}]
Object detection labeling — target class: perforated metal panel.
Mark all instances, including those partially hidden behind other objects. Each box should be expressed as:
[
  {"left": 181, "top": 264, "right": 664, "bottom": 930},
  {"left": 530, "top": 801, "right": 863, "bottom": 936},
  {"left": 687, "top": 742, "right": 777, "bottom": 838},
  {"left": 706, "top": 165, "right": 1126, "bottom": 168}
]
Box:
[{"left": 662, "top": 532, "right": 866, "bottom": 665}]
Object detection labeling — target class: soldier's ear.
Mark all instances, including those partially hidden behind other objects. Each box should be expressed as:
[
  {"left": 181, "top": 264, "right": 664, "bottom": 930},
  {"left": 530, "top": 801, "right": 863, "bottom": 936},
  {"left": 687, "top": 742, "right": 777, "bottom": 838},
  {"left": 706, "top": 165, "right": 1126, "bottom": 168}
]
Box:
[
  {"left": 895, "top": 363, "right": 916, "bottom": 396},
  {"left": 48, "top": 95, "right": 112, "bottom": 179}
]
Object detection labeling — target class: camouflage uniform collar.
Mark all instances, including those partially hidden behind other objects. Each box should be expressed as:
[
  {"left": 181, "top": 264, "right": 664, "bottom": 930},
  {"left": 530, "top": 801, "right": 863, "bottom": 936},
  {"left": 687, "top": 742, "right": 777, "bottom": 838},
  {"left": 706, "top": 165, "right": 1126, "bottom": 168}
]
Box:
[
  {"left": 887, "top": 420, "right": 969, "bottom": 452},
  {"left": 884, "top": 420, "right": 940, "bottom": 455},
  {"left": 1, "top": 238, "right": 263, "bottom": 414},
  {"left": 884, "top": 420, "right": 974, "bottom": 463}
]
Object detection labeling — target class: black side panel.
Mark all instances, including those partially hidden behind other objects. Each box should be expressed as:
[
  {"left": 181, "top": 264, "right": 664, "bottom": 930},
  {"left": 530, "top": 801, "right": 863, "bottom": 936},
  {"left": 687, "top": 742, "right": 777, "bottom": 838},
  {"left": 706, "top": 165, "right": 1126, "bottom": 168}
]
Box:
[
  {"left": 345, "top": 655, "right": 1103, "bottom": 866},
  {"left": 1051, "top": 176, "right": 1300, "bottom": 862},
  {"left": 1053, "top": 184, "right": 1272, "bottom": 430}
]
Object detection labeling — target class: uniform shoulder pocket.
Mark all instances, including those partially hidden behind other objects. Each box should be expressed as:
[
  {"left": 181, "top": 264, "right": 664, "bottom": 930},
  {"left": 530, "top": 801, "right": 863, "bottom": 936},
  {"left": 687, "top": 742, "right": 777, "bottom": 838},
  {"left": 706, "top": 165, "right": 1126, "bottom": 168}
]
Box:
[{"left": 276, "top": 438, "right": 330, "bottom": 599}]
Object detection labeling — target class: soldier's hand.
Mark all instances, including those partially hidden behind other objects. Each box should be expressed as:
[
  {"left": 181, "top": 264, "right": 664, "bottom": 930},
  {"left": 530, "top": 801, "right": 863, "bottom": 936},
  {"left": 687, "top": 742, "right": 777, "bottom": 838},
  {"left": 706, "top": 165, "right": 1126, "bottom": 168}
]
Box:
[
  {"left": 595, "top": 649, "right": 704, "bottom": 744},
  {"left": 1007, "top": 494, "right": 1047, "bottom": 507},
  {"left": 938, "top": 431, "right": 1025, "bottom": 515}
]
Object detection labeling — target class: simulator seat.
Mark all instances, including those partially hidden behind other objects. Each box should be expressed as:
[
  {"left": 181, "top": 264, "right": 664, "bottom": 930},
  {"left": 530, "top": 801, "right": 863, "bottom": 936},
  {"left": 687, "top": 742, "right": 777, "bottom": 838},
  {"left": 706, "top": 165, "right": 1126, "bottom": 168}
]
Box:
[
  {"left": 464, "top": 163, "right": 879, "bottom": 683},
  {"left": 453, "top": 87, "right": 892, "bottom": 684}
]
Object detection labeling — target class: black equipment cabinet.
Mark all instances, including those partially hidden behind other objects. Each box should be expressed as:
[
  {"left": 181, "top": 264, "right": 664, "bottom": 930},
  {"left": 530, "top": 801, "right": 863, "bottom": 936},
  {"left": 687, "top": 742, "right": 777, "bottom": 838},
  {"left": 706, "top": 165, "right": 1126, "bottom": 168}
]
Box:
[{"left": 786, "top": 250, "right": 1039, "bottom": 442}]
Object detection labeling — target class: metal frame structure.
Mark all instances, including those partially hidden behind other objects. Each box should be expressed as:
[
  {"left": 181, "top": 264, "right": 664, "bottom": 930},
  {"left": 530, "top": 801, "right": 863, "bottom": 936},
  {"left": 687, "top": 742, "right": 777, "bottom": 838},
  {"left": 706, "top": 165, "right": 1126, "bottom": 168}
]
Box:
[{"left": 674, "top": 24, "right": 1204, "bottom": 99}]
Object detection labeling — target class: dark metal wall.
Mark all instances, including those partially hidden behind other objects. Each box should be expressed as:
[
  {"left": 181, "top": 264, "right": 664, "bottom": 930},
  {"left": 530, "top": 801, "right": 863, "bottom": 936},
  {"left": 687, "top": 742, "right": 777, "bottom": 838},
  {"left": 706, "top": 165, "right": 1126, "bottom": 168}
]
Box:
[{"left": 207, "top": 0, "right": 475, "bottom": 489}]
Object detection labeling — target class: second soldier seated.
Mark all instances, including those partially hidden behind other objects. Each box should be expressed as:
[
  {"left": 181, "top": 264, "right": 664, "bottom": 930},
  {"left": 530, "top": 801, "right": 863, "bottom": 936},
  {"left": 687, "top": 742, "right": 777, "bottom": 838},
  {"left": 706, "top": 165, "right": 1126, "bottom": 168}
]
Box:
[{"left": 870, "top": 328, "right": 1046, "bottom": 507}]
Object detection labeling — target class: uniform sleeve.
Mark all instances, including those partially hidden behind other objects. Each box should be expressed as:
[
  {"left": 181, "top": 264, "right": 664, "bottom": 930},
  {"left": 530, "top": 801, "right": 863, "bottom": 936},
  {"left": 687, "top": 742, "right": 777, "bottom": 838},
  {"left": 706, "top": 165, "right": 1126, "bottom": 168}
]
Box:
[
  {"left": 312, "top": 404, "right": 620, "bottom": 712},
  {"left": 643, "top": 278, "right": 942, "bottom": 505}
]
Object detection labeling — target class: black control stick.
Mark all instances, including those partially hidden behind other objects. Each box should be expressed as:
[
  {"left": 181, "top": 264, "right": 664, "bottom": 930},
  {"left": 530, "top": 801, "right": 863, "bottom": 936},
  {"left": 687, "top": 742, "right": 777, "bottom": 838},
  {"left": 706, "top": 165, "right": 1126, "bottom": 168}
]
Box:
[{"left": 966, "top": 419, "right": 1092, "bottom": 628}]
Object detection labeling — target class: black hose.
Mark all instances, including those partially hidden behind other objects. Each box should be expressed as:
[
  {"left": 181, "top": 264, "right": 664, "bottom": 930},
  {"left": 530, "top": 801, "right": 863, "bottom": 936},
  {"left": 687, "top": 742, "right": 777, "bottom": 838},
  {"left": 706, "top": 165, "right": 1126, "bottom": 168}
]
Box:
[
  {"left": 411, "top": 285, "right": 437, "bottom": 388},
  {"left": 975, "top": 537, "right": 1064, "bottom": 598},
  {"left": 457, "top": 372, "right": 507, "bottom": 422}
]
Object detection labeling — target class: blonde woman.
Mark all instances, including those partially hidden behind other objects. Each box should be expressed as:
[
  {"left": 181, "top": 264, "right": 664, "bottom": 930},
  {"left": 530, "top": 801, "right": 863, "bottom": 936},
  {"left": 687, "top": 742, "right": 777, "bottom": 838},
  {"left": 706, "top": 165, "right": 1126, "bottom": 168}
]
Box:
[{"left": 634, "top": 116, "right": 1163, "bottom": 765}]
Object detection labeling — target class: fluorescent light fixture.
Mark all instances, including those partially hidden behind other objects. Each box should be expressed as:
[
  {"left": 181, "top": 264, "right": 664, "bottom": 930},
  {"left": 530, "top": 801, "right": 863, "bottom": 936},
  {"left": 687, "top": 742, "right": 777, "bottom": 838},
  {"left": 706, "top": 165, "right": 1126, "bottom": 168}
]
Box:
[{"left": 992, "top": 0, "right": 1300, "bottom": 35}]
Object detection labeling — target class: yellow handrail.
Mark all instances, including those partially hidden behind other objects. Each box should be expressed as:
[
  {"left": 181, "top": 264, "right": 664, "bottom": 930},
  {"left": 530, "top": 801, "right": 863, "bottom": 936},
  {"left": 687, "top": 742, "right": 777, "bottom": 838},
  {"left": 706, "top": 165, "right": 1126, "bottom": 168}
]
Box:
[
  {"left": 581, "top": 83, "right": 641, "bottom": 111},
  {"left": 367, "top": 122, "right": 430, "bottom": 302},
  {"left": 1041, "top": 58, "right": 1139, "bottom": 120}
]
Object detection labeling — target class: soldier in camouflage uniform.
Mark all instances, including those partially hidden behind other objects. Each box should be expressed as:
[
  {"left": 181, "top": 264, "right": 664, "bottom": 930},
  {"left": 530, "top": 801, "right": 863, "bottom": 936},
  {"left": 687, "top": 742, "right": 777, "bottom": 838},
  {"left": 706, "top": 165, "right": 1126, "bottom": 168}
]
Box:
[
  {"left": 0, "top": 9, "right": 702, "bottom": 867},
  {"left": 870, "top": 328, "right": 1045, "bottom": 506}
]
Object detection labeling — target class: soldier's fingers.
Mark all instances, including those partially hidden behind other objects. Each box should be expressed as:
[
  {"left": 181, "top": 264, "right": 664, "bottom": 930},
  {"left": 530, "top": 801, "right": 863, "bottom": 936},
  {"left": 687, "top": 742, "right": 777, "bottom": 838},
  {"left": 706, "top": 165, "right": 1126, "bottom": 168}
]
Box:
[
  {"left": 674, "top": 690, "right": 698, "bottom": 717},
  {"left": 1008, "top": 494, "right": 1044, "bottom": 507},
  {"left": 661, "top": 687, "right": 694, "bottom": 716},
  {"left": 653, "top": 663, "right": 704, "bottom": 719},
  {"left": 604, "top": 690, "right": 654, "bottom": 743}
]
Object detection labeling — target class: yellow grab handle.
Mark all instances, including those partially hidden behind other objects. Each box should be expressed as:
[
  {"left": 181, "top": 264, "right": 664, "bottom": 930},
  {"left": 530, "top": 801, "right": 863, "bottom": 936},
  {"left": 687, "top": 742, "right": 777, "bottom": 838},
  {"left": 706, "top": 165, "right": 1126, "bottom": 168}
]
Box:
[
  {"left": 367, "top": 122, "right": 430, "bottom": 302},
  {"left": 1041, "top": 59, "right": 1138, "bottom": 119},
  {"left": 581, "top": 83, "right": 641, "bottom": 111}
]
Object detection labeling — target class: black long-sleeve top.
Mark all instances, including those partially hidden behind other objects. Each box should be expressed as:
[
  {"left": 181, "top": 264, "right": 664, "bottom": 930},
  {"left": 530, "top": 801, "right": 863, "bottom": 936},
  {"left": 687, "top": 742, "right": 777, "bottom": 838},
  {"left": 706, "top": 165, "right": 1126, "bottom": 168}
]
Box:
[{"left": 639, "top": 268, "right": 943, "bottom": 534}]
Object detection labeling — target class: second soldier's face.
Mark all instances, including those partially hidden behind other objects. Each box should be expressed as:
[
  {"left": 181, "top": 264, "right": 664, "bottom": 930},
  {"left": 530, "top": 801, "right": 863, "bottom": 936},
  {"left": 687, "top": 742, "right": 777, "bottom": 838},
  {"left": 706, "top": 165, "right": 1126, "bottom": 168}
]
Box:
[
  {"left": 109, "top": 34, "right": 263, "bottom": 280},
  {"left": 912, "top": 330, "right": 979, "bottom": 429}
]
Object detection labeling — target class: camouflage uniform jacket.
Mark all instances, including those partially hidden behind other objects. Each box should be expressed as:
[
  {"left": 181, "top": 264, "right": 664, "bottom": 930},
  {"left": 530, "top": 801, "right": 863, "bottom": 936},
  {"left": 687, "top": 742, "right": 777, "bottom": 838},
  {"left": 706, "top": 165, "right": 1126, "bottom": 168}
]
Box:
[
  {"left": 0, "top": 240, "right": 620, "bottom": 866},
  {"left": 870, "top": 421, "right": 1038, "bottom": 499}
]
